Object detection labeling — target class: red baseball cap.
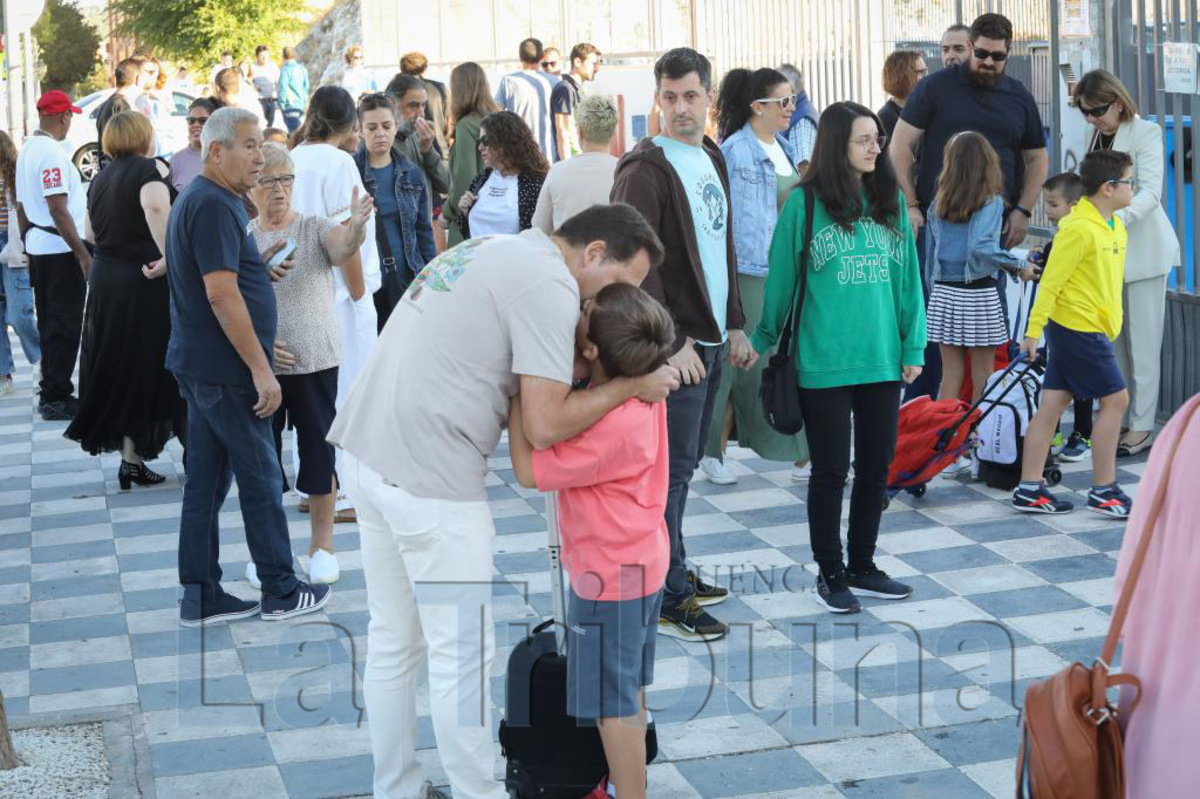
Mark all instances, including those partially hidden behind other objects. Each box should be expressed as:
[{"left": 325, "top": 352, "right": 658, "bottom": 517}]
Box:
[{"left": 36, "top": 90, "right": 82, "bottom": 116}]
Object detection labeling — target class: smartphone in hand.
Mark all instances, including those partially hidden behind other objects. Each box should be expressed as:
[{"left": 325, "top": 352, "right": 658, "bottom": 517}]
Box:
[{"left": 267, "top": 239, "right": 298, "bottom": 268}]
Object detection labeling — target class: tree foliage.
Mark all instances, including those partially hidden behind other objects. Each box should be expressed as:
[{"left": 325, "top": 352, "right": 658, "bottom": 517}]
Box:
[
  {"left": 32, "top": 0, "right": 102, "bottom": 92},
  {"left": 112, "top": 0, "right": 309, "bottom": 67}
]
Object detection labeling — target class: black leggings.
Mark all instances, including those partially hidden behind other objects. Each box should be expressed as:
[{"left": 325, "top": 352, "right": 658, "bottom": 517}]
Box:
[
  {"left": 799, "top": 381, "right": 901, "bottom": 576},
  {"left": 1073, "top": 397, "right": 1094, "bottom": 439}
]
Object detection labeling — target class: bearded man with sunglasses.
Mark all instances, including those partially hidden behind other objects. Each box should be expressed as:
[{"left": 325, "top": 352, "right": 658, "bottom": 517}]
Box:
[{"left": 889, "top": 12, "right": 1048, "bottom": 400}]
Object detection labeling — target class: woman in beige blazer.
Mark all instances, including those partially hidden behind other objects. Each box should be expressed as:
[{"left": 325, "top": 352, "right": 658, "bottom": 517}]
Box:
[{"left": 1075, "top": 70, "right": 1180, "bottom": 456}]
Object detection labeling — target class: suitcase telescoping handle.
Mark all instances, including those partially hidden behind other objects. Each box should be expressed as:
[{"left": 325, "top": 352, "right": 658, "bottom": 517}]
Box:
[{"left": 544, "top": 491, "right": 568, "bottom": 656}]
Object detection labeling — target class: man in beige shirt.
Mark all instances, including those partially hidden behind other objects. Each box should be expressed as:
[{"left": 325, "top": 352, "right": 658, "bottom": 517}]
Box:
[{"left": 327, "top": 204, "right": 678, "bottom": 799}]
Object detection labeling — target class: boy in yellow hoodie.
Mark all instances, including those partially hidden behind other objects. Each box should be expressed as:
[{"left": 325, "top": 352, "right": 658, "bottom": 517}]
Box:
[{"left": 1013, "top": 150, "right": 1134, "bottom": 518}]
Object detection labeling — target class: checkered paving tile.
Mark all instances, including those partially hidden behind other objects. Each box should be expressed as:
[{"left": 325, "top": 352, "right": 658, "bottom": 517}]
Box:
[{"left": 0, "top": 333, "right": 1148, "bottom": 798}]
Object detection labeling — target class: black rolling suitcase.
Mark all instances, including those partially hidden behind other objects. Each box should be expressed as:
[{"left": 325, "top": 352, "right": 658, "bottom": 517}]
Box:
[{"left": 498, "top": 492, "right": 657, "bottom": 798}]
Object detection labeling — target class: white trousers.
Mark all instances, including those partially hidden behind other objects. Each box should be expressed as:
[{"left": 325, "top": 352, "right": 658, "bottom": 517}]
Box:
[
  {"left": 1114, "top": 274, "right": 1168, "bottom": 433},
  {"left": 340, "top": 453, "right": 506, "bottom": 799}
]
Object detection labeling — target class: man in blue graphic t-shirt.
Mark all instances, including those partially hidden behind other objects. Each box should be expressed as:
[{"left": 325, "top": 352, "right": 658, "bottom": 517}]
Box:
[{"left": 611, "top": 48, "right": 753, "bottom": 643}]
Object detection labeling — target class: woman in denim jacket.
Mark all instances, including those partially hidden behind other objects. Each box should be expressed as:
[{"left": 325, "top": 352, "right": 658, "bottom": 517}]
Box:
[
  {"left": 925, "top": 132, "right": 1031, "bottom": 413},
  {"left": 354, "top": 93, "right": 436, "bottom": 331},
  {"left": 699, "top": 68, "right": 809, "bottom": 487}
]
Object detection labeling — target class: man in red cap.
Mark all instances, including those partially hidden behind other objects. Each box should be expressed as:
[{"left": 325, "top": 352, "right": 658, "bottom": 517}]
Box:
[{"left": 15, "top": 90, "right": 90, "bottom": 421}]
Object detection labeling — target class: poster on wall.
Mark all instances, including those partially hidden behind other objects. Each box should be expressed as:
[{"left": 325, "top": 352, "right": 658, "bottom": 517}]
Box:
[
  {"left": 1163, "top": 42, "right": 1200, "bottom": 94},
  {"left": 1061, "top": 0, "right": 1090, "bottom": 38}
]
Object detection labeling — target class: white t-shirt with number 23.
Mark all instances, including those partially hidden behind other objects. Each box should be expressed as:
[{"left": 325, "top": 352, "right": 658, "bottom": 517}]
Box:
[{"left": 14, "top": 133, "right": 86, "bottom": 256}]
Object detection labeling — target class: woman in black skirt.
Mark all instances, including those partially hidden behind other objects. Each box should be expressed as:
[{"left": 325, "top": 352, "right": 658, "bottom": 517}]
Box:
[{"left": 66, "top": 111, "right": 184, "bottom": 488}]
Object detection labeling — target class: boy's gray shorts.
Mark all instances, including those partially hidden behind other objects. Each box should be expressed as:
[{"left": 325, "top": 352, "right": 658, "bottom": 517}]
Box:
[{"left": 566, "top": 586, "right": 663, "bottom": 720}]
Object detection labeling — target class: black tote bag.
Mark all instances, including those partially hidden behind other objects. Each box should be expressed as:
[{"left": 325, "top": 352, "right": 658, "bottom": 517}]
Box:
[{"left": 760, "top": 186, "right": 815, "bottom": 436}]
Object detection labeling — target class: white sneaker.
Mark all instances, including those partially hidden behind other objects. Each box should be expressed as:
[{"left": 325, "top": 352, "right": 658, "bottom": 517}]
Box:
[
  {"left": 943, "top": 454, "right": 972, "bottom": 479},
  {"left": 308, "top": 549, "right": 340, "bottom": 585},
  {"left": 699, "top": 456, "right": 738, "bottom": 485},
  {"left": 791, "top": 463, "right": 811, "bottom": 483},
  {"left": 245, "top": 561, "right": 261, "bottom": 590},
  {"left": 0, "top": 376, "right": 13, "bottom": 397}
]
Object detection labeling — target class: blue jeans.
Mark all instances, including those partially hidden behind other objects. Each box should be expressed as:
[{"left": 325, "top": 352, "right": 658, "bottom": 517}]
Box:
[
  {"left": 177, "top": 376, "right": 298, "bottom": 606},
  {"left": 0, "top": 244, "right": 42, "bottom": 375},
  {"left": 281, "top": 108, "right": 303, "bottom": 132},
  {"left": 663, "top": 343, "right": 724, "bottom": 605}
]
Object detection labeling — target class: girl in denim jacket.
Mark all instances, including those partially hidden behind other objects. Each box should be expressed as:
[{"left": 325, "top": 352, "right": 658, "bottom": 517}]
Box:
[
  {"left": 698, "top": 68, "right": 810, "bottom": 488},
  {"left": 925, "top": 132, "right": 1032, "bottom": 407}
]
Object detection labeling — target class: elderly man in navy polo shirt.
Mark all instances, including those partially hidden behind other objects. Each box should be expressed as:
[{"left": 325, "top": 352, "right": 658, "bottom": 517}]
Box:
[
  {"left": 166, "top": 107, "right": 333, "bottom": 627},
  {"left": 890, "top": 12, "right": 1049, "bottom": 400}
]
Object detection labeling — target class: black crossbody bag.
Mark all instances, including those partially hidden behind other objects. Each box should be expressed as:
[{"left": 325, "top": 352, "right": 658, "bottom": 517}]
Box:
[{"left": 760, "top": 185, "right": 814, "bottom": 436}]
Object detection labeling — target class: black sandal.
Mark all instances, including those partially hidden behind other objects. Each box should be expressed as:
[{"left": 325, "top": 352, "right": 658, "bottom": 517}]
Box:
[{"left": 1116, "top": 432, "right": 1153, "bottom": 458}]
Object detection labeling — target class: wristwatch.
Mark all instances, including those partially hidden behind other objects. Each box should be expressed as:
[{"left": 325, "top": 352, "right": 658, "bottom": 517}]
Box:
[{"left": 1013, "top": 205, "right": 1033, "bottom": 218}]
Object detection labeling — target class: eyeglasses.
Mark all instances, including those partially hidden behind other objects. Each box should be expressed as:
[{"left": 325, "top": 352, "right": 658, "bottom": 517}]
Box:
[
  {"left": 478, "top": 134, "right": 490, "bottom": 147},
  {"left": 973, "top": 47, "right": 1009, "bottom": 62},
  {"left": 1108, "top": 178, "right": 1137, "bottom": 188},
  {"left": 186, "top": 116, "right": 209, "bottom": 126},
  {"left": 851, "top": 134, "right": 888, "bottom": 151},
  {"left": 541, "top": 61, "right": 559, "bottom": 69},
  {"left": 257, "top": 174, "right": 295, "bottom": 189},
  {"left": 756, "top": 93, "right": 797, "bottom": 111},
  {"left": 1079, "top": 101, "right": 1114, "bottom": 119},
  {"left": 913, "top": 66, "right": 929, "bottom": 77}
]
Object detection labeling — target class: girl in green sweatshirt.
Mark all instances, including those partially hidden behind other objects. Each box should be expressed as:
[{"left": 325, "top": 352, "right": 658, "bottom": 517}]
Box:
[{"left": 750, "top": 101, "right": 926, "bottom": 614}]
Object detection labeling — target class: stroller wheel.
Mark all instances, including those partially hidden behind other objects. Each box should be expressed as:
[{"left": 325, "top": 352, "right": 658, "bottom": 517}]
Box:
[
  {"left": 1046, "top": 468, "right": 1063, "bottom": 486},
  {"left": 909, "top": 484, "right": 927, "bottom": 498}
]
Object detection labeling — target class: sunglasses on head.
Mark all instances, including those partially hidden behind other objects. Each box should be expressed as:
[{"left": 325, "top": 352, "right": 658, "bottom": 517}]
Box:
[
  {"left": 1079, "top": 101, "right": 1114, "bottom": 119},
  {"left": 973, "top": 47, "right": 1009, "bottom": 62}
]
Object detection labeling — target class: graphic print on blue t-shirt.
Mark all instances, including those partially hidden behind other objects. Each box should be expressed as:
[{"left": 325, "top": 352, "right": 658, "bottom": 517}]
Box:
[{"left": 654, "top": 135, "right": 730, "bottom": 342}]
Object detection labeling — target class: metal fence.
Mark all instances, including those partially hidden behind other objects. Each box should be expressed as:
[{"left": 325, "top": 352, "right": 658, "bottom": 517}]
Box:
[{"left": 1112, "top": 0, "right": 1200, "bottom": 414}]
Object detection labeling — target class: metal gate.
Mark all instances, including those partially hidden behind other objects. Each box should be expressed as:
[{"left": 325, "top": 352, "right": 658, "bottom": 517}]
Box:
[{"left": 1113, "top": 0, "right": 1200, "bottom": 415}]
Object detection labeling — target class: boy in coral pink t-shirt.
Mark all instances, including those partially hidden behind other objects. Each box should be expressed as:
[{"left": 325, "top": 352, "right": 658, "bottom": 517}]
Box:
[{"left": 509, "top": 282, "right": 674, "bottom": 799}]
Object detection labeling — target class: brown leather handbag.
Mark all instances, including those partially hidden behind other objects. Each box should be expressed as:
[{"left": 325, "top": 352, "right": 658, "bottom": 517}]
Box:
[{"left": 1015, "top": 403, "right": 1197, "bottom": 798}]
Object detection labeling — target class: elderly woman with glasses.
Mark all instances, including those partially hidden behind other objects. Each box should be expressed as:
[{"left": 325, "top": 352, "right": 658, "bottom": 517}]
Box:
[
  {"left": 1071, "top": 69, "right": 1178, "bottom": 458},
  {"left": 247, "top": 142, "right": 373, "bottom": 589},
  {"left": 696, "top": 67, "right": 809, "bottom": 488},
  {"left": 168, "top": 98, "right": 220, "bottom": 192}
]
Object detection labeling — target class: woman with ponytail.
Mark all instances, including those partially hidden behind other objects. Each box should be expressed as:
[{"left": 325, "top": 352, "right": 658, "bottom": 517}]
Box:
[{"left": 698, "top": 68, "right": 809, "bottom": 487}]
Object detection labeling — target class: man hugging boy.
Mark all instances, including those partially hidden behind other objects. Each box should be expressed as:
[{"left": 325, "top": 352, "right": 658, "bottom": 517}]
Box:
[{"left": 509, "top": 282, "right": 675, "bottom": 799}]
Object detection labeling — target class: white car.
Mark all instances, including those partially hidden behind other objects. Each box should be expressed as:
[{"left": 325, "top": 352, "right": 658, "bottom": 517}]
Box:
[{"left": 66, "top": 89, "right": 197, "bottom": 181}]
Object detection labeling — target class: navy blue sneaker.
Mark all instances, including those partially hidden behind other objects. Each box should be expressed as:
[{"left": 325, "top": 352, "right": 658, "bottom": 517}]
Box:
[
  {"left": 845, "top": 565, "right": 913, "bottom": 600},
  {"left": 179, "top": 591, "right": 261, "bottom": 628},
  {"left": 1088, "top": 485, "right": 1132, "bottom": 520},
  {"left": 261, "top": 581, "right": 331, "bottom": 621},
  {"left": 812, "top": 569, "right": 861, "bottom": 614},
  {"left": 1012, "top": 484, "right": 1074, "bottom": 515},
  {"left": 1059, "top": 432, "right": 1091, "bottom": 463}
]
